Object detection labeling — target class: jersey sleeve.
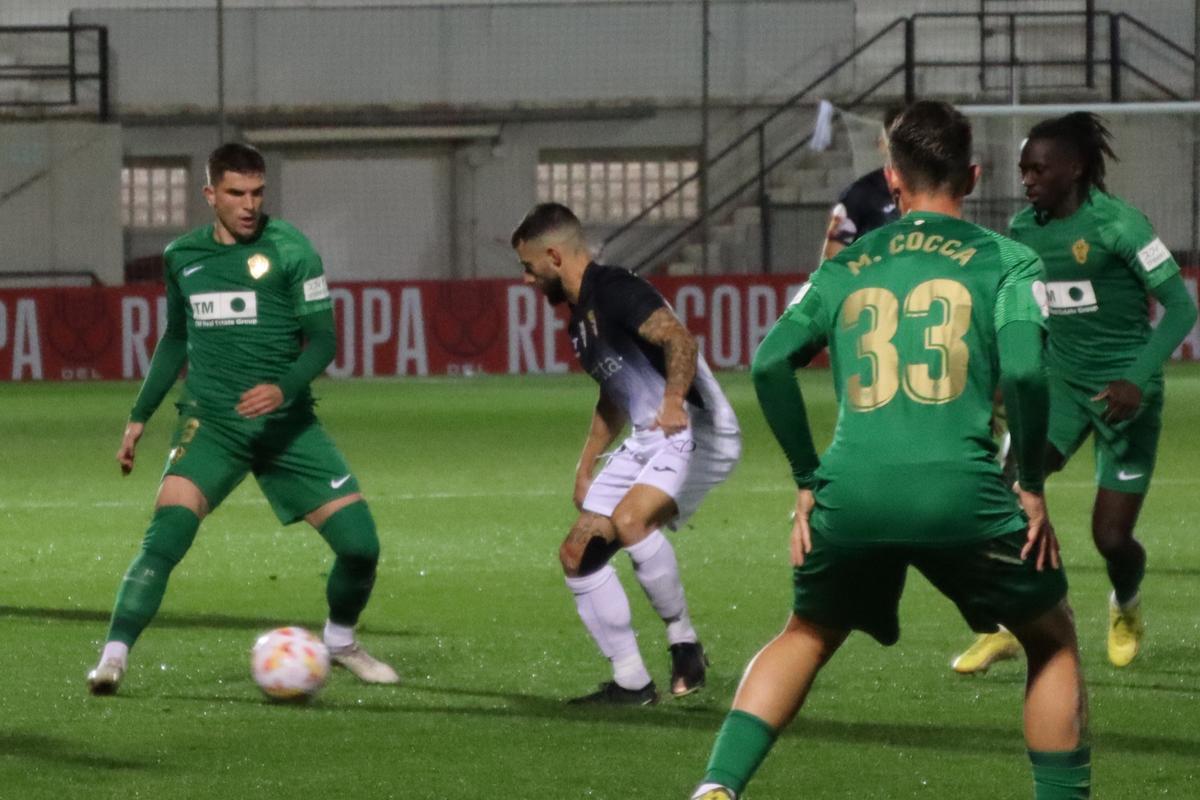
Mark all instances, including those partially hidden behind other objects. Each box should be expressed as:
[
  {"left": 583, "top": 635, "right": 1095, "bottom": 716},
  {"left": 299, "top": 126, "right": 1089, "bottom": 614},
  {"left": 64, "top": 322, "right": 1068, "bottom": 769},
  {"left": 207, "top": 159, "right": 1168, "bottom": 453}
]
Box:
[
  {"left": 1106, "top": 206, "right": 1180, "bottom": 291},
  {"left": 281, "top": 230, "right": 333, "bottom": 317},
  {"left": 779, "top": 269, "right": 834, "bottom": 343},
  {"left": 129, "top": 257, "right": 188, "bottom": 422},
  {"left": 995, "top": 246, "right": 1049, "bottom": 333},
  {"left": 750, "top": 272, "right": 831, "bottom": 488},
  {"left": 598, "top": 269, "right": 667, "bottom": 332}
]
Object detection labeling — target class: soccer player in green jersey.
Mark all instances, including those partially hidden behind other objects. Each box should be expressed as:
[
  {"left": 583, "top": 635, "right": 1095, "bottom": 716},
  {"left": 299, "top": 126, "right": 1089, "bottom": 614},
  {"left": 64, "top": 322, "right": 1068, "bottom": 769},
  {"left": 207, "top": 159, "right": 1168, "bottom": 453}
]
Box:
[
  {"left": 952, "top": 113, "right": 1199, "bottom": 673},
  {"left": 688, "top": 101, "right": 1090, "bottom": 800},
  {"left": 87, "top": 143, "right": 399, "bottom": 694}
]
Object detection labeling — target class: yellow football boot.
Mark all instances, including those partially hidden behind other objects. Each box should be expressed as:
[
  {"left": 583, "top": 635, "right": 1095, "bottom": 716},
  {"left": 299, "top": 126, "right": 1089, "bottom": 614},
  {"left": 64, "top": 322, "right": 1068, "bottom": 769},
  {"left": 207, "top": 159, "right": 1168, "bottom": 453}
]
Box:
[
  {"left": 1108, "top": 593, "right": 1144, "bottom": 667},
  {"left": 951, "top": 629, "right": 1022, "bottom": 674}
]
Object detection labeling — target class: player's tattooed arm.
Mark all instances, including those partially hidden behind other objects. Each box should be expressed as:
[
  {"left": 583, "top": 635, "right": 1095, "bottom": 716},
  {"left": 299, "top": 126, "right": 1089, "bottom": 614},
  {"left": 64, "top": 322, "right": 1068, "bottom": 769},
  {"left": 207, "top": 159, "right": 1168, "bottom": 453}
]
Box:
[{"left": 637, "top": 307, "right": 698, "bottom": 435}]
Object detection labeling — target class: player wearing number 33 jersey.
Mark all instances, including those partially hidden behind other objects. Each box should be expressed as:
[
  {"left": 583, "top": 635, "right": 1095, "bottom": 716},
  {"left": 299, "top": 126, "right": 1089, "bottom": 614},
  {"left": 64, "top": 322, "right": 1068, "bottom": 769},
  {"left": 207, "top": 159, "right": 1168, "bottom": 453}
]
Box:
[
  {"left": 781, "top": 213, "right": 1047, "bottom": 546},
  {"left": 689, "top": 102, "right": 1088, "bottom": 800}
]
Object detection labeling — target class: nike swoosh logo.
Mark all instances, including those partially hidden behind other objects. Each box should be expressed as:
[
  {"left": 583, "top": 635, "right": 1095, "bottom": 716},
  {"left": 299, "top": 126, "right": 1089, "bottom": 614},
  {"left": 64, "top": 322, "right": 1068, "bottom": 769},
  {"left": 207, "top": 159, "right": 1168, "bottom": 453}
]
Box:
[
  {"left": 651, "top": 466, "right": 677, "bottom": 473},
  {"left": 330, "top": 474, "right": 352, "bottom": 489},
  {"left": 1116, "top": 470, "right": 1144, "bottom": 481},
  {"left": 183, "top": 265, "right": 204, "bottom": 277}
]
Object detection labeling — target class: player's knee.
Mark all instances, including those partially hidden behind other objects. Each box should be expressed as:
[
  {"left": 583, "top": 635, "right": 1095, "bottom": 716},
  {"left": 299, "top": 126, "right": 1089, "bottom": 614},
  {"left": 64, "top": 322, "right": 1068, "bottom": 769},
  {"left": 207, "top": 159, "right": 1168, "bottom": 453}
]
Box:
[
  {"left": 560, "top": 534, "right": 618, "bottom": 577},
  {"left": 1092, "top": 524, "right": 1132, "bottom": 559},
  {"left": 141, "top": 505, "right": 201, "bottom": 566},
  {"left": 559, "top": 540, "right": 583, "bottom": 576},
  {"left": 318, "top": 500, "right": 380, "bottom": 563},
  {"left": 610, "top": 508, "right": 649, "bottom": 542}
]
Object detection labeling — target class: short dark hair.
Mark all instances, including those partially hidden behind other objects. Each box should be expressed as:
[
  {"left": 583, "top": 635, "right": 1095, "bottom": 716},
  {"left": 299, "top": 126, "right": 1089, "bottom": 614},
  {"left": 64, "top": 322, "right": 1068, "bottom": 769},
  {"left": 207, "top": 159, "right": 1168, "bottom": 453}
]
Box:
[
  {"left": 206, "top": 142, "right": 266, "bottom": 186},
  {"left": 882, "top": 104, "right": 906, "bottom": 131},
  {"left": 886, "top": 100, "right": 972, "bottom": 196},
  {"left": 1026, "top": 111, "right": 1117, "bottom": 193},
  {"left": 511, "top": 202, "right": 582, "bottom": 248}
]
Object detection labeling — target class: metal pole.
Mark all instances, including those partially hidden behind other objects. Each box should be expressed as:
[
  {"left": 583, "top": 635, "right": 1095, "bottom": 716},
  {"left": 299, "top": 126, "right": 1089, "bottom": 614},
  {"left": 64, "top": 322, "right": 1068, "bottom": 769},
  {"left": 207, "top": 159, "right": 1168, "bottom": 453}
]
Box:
[
  {"left": 217, "top": 0, "right": 226, "bottom": 145},
  {"left": 1085, "top": 0, "right": 1095, "bottom": 89},
  {"left": 98, "top": 26, "right": 109, "bottom": 121},
  {"left": 68, "top": 23, "right": 77, "bottom": 104},
  {"left": 904, "top": 17, "right": 915, "bottom": 104},
  {"left": 1109, "top": 13, "right": 1120, "bottom": 102},
  {"left": 699, "top": 0, "right": 710, "bottom": 274},
  {"left": 1192, "top": 0, "right": 1200, "bottom": 260},
  {"left": 1009, "top": 13, "right": 1018, "bottom": 105},
  {"left": 758, "top": 127, "right": 770, "bottom": 272}
]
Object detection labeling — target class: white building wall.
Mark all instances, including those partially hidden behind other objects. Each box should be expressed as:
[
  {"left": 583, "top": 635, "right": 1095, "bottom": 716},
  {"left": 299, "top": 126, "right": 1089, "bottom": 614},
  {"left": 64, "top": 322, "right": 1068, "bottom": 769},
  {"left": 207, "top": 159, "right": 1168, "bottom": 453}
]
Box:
[{"left": 0, "top": 122, "right": 123, "bottom": 284}]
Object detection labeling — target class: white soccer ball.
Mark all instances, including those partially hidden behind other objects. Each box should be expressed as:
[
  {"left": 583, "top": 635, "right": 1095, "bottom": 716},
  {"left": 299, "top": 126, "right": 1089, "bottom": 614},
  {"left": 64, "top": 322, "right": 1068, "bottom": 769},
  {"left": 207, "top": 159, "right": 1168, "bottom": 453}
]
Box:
[{"left": 250, "top": 626, "right": 331, "bottom": 701}]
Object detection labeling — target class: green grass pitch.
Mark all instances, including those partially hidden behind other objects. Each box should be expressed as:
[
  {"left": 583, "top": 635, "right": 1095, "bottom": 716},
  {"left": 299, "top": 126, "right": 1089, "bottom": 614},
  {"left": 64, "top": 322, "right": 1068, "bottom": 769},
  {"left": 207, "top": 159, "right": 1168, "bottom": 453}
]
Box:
[{"left": 1, "top": 365, "right": 1197, "bottom": 798}]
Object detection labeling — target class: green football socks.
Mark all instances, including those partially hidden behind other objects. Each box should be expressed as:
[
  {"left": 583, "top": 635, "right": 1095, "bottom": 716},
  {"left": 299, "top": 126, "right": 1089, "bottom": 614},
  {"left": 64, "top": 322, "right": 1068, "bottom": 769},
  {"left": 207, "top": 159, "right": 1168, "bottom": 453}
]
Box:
[
  {"left": 702, "top": 710, "right": 778, "bottom": 794},
  {"left": 1030, "top": 746, "right": 1091, "bottom": 799},
  {"left": 317, "top": 501, "right": 380, "bottom": 627},
  {"left": 106, "top": 505, "right": 200, "bottom": 646}
]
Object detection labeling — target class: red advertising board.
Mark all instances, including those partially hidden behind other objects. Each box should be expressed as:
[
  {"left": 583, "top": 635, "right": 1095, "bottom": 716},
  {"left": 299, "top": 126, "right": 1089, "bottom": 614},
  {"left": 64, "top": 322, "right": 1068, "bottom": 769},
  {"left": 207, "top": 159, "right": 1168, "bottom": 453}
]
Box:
[{"left": 0, "top": 270, "right": 1197, "bottom": 381}]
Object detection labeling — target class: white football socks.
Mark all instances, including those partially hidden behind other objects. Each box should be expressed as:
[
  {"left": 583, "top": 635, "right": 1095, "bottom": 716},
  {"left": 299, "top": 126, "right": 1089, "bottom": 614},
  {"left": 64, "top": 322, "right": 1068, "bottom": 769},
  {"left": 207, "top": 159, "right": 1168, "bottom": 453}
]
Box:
[
  {"left": 625, "top": 530, "right": 697, "bottom": 646},
  {"left": 565, "top": 565, "right": 652, "bottom": 690},
  {"left": 323, "top": 620, "right": 355, "bottom": 649},
  {"left": 99, "top": 640, "right": 129, "bottom": 667}
]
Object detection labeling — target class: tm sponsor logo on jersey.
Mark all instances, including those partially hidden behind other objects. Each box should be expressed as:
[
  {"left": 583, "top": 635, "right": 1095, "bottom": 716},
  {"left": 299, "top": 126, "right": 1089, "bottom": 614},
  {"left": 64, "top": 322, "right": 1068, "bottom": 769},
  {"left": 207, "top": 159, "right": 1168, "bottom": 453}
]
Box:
[
  {"left": 1044, "top": 280, "right": 1098, "bottom": 315},
  {"left": 189, "top": 291, "right": 258, "bottom": 327}
]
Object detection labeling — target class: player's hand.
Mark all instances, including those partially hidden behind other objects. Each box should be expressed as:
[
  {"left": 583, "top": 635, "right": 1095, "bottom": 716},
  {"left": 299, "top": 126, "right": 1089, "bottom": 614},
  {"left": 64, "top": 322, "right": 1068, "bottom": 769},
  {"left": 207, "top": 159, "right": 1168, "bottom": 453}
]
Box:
[
  {"left": 236, "top": 384, "right": 284, "bottom": 419},
  {"left": 790, "top": 488, "right": 815, "bottom": 567},
  {"left": 117, "top": 421, "right": 145, "bottom": 475},
  {"left": 652, "top": 393, "right": 690, "bottom": 436},
  {"left": 572, "top": 468, "right": 594, "bottom": 511},
  {"left": 1092, "top": 379, "right": 1142, "bottom": 424},
  {"left": 1016, "top": 487, "right": 1060, "bottom": 571}
]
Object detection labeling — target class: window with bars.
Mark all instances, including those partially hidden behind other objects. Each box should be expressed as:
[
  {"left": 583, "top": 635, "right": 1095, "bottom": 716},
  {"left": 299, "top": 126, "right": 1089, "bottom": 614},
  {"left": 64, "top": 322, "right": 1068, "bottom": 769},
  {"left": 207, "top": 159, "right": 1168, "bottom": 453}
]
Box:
[
  {"left": 121, "top": 162, "right": 190, "bottom": 229},
  {"left": 537, "top": 151, "right": 700, "bottom": 223}
]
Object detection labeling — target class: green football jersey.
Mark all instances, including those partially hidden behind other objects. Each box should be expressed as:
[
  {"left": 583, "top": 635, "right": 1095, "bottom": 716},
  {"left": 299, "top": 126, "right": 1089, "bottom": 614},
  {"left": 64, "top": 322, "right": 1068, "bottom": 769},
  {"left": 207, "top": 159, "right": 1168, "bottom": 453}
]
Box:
[
  {"left": 783, "top": 211, "right": 1047, "bottom": 545},
  {"left": 1009, "top": 187, "right": 1179, "bottom": 385},
  {"left": 162, "top": 216, "right": 333, "bottom": 419}
]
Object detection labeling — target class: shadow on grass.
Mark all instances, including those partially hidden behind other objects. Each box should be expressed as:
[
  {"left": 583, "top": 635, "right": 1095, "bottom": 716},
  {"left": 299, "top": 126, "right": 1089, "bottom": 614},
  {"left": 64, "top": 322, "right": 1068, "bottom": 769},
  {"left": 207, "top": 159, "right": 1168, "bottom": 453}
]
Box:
[
  {"left": 0, "top": 605, "right": 414, "bottom": 638},
  {"left": 0, "top": 730, "right": 150, "bottom": 771},
  {"left": 1065, "top": 563, "right": 1200, "bottom": 577},
  {"left": 966, "top": 670, "right": 1200, "bottom": 695},
  {"left": 155, "top": 683, "right": 1199, "bottom": 758}
]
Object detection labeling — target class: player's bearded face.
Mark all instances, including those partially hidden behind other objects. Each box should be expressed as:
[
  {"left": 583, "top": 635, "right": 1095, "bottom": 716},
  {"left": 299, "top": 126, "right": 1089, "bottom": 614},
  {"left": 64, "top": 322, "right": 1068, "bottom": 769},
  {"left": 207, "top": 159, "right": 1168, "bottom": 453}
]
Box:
[
  {"left": 207, "top": 171, "right": 266, "bottom": 243},
  {"left": 1019, "top": 138, "right": 1078, "bottom": 214},
  {"left": 517, "top": 242, "right": 568, "bottom": 305}
]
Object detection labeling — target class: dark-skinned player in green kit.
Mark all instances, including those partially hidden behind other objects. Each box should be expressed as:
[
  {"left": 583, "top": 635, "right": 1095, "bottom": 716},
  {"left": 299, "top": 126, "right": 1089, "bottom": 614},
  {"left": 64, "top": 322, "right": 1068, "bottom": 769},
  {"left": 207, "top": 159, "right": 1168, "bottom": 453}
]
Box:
[
  {"left": 688, "top": 101, "right": 1090, "bottom": 800},
  {"left": 952, "top": 113, "right": 1198, "bottom": 674},
  {"left": 87, "top": 143, "right": 399, "bottom": 694}
]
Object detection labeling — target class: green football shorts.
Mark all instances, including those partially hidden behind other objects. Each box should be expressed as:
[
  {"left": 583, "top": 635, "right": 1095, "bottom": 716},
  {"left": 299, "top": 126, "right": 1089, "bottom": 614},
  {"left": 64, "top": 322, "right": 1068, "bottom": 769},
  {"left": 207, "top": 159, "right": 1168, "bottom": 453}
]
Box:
[
  {"left": 792, "top": 528, "right": 1068, "bottom": 646},
  {"left": 161, "top": 411, "right": 361, "bottom": 524},
  {"left": 1048, "top": 374, "right": 1162, "bottom": 494}
]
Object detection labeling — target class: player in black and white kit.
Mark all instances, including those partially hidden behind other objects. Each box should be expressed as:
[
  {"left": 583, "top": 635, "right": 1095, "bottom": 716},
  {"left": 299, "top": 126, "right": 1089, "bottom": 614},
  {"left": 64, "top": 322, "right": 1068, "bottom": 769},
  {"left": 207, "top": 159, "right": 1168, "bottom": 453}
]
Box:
[
  {"left": 512, "top": 203, "right": 741, "bottom": 705},
  {"left": 819, "top": 106, "right": 904, "bottom": 261}
]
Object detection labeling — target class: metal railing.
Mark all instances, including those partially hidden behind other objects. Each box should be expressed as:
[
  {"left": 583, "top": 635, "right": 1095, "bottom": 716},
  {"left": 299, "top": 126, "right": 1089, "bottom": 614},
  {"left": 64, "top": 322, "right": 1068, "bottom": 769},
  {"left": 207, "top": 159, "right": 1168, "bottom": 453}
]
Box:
[
  {"left": 604, "top": 9, "right": 1196, "bottom": 274},
  {"left": 0, "top": 25, "right": 109, "bottom": 120}
]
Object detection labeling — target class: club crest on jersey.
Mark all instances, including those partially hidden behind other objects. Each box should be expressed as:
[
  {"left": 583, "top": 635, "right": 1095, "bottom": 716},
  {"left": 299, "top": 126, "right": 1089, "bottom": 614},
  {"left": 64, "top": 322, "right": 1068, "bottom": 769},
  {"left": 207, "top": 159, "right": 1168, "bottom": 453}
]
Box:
[
  {"left": 247, "top": 253, "right": 271, "bottom": 279},
  {"left": 1072, "top": 239, "right": 1089, "bottom": 265}
]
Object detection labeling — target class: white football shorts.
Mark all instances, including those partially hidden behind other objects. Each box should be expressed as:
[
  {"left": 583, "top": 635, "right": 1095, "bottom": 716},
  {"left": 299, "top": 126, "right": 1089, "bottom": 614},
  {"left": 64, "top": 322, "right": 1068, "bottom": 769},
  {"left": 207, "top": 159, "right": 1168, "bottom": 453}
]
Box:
[{"left": 581, "top": 426, "right": 742, "bottom": 528}]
